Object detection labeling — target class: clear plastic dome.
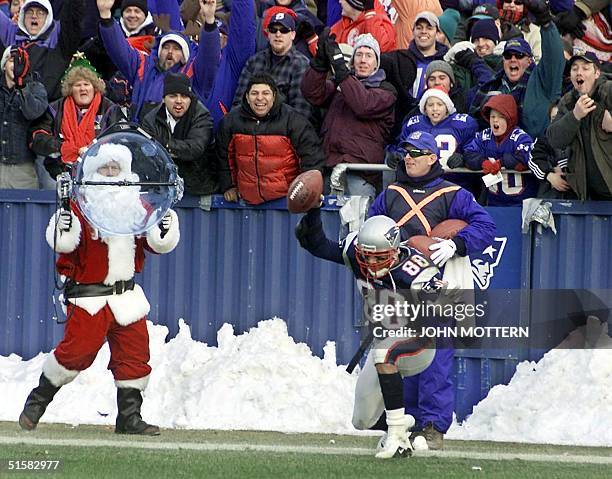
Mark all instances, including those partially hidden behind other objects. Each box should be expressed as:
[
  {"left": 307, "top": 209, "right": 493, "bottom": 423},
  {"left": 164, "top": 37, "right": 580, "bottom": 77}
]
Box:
[{"left": 73, "top": 132, "right": 183, "bottom": 236}]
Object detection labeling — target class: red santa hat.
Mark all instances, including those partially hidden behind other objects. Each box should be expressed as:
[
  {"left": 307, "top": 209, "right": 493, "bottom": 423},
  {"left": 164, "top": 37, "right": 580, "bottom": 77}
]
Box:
[
  {"left": 419, "top": 86, "right": 456, "bottom": 115},
  {"left": 82, "top": 143, "right": 133, "bottom": 179}
]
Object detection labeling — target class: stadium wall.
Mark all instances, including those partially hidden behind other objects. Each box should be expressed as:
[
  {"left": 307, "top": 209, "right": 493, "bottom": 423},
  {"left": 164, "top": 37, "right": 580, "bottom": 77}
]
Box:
[{"left": 1, "top": 190, "right": 610, "bottom": 420}]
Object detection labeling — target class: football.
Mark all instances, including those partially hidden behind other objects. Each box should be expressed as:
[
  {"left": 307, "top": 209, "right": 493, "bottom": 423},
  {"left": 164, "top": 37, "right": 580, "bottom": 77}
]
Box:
[
  {"left": 430, "top": 219, "right": 468, "bottom": 239},
  {"left": 407, "top": 235, "right": 437, "bottom": 258},
  {"left": 287, "top": 170, "right": 324, "bottom": 213}
]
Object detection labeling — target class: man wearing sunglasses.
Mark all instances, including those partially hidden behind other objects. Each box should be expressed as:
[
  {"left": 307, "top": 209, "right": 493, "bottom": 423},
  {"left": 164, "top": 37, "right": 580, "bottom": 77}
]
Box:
[
  {"left": 232, "top": 11, "right": 312, "bottom": 121},
  {"left": 368, "top": 130, "right": 495, "bottom": 449},
  {"left": 466, "top": 0, "right": 565, "bottom": 139}
]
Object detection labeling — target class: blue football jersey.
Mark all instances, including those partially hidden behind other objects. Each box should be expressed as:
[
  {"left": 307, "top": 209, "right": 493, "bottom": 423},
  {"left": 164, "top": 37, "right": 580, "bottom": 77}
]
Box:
[
  {"left": 399, "top": 113, "right": 478, "bottom": 168},
  {"left": 464, "top": 127, "right": 537, "bottom": 206}
]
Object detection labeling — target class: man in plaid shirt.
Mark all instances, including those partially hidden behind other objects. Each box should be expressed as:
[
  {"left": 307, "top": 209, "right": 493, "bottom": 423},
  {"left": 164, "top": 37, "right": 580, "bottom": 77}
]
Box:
[{"left": 232, "top": 11, "right": 312, "bottom": 121}]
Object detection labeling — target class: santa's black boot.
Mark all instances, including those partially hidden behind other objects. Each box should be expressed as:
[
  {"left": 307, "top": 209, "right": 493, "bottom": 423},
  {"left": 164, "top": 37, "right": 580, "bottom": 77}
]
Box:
[
  {"left": 19, "top": 374, "right": 61, "bottom": 431},
  {"left": 115, "top": 388, "right": 160, "bottom": 436}
]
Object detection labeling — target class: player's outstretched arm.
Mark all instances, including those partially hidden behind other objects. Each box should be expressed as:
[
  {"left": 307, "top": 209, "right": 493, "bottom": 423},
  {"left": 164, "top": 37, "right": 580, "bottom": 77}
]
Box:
[{"left": 295, "top": 208, "right": 344, "bottom": 265}]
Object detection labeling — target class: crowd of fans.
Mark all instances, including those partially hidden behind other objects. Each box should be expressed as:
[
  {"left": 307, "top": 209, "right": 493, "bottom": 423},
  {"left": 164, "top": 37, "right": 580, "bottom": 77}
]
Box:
[{"left": 0, "top": 0, "right": 609, "bottom": 203}]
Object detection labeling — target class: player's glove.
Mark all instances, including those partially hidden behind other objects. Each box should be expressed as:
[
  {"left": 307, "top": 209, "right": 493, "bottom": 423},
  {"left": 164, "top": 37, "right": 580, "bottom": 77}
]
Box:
[
  {"left": 428, "top": 238, "right": 457, "bottom": 267},
  {"left": 57, "top": 210, "right": 73, "bottom": 232},
  {"left": 158, "top": 212, "right": 172, "bottom": 238},
  {"left": 481, "top": 159, "right": 502, "bottom": 175},
  {"left": 295, "top": 208, "right": 322, "bottom": 249}
]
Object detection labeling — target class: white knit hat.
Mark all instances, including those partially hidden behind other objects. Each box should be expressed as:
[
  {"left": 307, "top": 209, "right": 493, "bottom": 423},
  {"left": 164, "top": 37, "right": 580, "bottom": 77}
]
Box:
[
  {"left": 82, "top": 143, "right": 133, "bottom": 179},
  {"left": 158, "top": 33, "right": 190, "bottom": 65},
  {"left": 419, "top": 87, "right": 456, "bottom": 115},
  {"left": 351, "top": 33, "right": 380, "bottom": 70}
]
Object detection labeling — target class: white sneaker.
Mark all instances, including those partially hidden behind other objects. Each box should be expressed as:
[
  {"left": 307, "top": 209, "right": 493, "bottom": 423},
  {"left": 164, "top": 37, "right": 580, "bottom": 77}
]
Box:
[
  {"left": 375, "top": 434, "right": 412, "bottom": 459},
  {"left": 376, "top": 414, "right": 415, "bottom": 454}
]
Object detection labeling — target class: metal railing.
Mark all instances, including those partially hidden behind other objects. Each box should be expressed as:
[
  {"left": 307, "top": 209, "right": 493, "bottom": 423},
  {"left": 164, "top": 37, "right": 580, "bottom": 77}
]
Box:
[{"left": 330, "top": 163, "right": 532, "bottom": 199}]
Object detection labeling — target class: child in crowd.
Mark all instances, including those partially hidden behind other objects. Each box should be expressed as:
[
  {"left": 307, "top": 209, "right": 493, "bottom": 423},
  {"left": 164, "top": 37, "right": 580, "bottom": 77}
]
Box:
[
  {"left": 464, "top": 94, "right": 537, "bottom": 206},
  {"left": 386, "top": 86, "right": 481, "bottom": 196},
  {"left": 398, "top": 87, "right": 478, "bottom": 169}
]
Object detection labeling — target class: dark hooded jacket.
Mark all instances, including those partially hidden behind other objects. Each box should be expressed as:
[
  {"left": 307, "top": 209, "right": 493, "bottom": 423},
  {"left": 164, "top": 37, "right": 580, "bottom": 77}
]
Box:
[{"left": 547, "top": 75, "right": 612, "bottom": 200}]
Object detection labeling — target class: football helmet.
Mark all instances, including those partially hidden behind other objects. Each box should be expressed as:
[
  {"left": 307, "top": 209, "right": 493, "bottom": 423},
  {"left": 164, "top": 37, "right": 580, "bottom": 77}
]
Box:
[{"left": 355, "top": 216, "right": 401, "bottom": 279}]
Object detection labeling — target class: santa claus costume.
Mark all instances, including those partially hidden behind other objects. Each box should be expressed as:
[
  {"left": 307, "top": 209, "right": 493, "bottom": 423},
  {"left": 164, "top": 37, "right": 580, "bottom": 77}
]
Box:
[{"left": 19, "top": 143, "right": 180, "bottom": 435}]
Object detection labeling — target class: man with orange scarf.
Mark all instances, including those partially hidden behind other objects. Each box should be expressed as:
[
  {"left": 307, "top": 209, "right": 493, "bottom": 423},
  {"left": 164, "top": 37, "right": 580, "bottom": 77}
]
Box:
[{"left": 31, "top": 52, "right": 125, "bottom": 179}]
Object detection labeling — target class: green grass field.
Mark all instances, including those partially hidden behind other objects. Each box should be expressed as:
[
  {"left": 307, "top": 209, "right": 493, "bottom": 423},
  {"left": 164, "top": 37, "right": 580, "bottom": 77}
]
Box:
[{"left": 1, "top": 422, "right": 610, "bottom": 479}]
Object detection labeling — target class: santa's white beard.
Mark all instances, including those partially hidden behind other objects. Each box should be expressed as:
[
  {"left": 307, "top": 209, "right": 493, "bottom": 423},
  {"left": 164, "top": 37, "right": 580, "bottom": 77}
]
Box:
[{"left": 81, "top": 173, "right": 148, "bottom": 234}]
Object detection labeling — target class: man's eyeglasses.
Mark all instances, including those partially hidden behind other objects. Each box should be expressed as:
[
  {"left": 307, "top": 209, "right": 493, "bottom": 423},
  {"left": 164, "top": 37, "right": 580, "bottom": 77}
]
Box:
[
  {"left": 503, "top": 51, "right": 527, "bottom": 60},
  {"left": 268, "top": 26, "right": 291, "bottom": 35},
  {"left": 401, "top": 148, "right": 432, "bottom": 158},
  {"left": 503, "top": 0, "right": 524, "bottom": 5},
  {"left": 25, "top": 8, "right": 47, "bottom": 17}
]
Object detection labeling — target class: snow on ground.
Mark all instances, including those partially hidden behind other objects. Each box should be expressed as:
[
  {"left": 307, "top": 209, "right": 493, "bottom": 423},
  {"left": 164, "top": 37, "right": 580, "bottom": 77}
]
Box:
[
  {"left": 2, "top": 317, "right": 612, "bottom": 447},
  {"left": 448, "top": 327, "right": 612, "bottom": 447},
  {"left": 0, "top": 318, "right": 357, "bottom": 434}
]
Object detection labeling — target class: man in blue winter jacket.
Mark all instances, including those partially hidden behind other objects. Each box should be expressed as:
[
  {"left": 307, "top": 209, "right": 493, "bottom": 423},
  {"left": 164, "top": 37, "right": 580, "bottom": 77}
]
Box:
[
  {"left": 368, "top": 130, "right": 496, "bottom": 449},
  {"left": 96, "top": 0, "right": 227, "bottom": 121}
]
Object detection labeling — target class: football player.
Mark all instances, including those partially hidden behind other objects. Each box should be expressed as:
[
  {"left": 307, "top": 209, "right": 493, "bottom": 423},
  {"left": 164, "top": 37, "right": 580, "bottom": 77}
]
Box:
[{"left": 296, "top": 210, "right": 443, "bottom": 459}]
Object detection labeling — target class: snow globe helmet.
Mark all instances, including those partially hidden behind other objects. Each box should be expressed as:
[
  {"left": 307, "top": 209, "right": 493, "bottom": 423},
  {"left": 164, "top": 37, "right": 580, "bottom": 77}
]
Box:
[{"left": 73, "top": 131, "right": 183, "bottom": 236}]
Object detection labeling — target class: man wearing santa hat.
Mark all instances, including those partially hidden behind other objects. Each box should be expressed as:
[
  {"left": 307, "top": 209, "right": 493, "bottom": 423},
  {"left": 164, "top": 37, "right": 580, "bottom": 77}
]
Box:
[{"left": 18, "top": 143, "right": 180, "bottom": 436}]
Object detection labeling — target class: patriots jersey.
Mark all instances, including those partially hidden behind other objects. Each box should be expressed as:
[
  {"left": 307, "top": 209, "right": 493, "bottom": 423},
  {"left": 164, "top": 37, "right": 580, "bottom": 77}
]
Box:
[
  {"left": 399, "top": 114, "right": 478, "bottom": 167},
  {"left": 464, "top": 127, "right": 537, "bottom": 206}
]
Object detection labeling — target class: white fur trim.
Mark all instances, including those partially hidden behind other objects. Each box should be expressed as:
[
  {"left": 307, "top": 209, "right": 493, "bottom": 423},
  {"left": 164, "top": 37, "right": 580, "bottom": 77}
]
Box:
[
  {"left": 419, "top": 87, "right": 456, "bottom": 115},
  {"left": 107, "top": 284, "right": 150, "bottom": 326},
  {"left": 18, "top": 0, "right": 54, "bottom": 41},
  {"left": 102, "top": 235, "right": 136, "bottom": 284},
  {"left": 159, "top": 33, "right": 190, "bottom": 64},
  {"left": 146, "top": 209, "right": 180, "bottom": 254},
  {"left": 42, "top": 352, "right": 79, "bottom": 387},
  {"left": 82, "top": 143, "right": 133, "bottom": 179},
  {"left": 115, "top": 374, "right": 150, "bottom": 390},
  {"left": 67, "top": 284, "right": 150, "bottom": 326},
  {"left": 46, "top": 210, "right": 81, "bottom": 253},
  {"left": 67, "top": 295, "right": 107, "bottom": 316}
]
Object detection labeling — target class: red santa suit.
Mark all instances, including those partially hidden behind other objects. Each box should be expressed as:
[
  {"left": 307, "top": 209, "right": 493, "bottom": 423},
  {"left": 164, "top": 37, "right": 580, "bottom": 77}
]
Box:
[{"left": 41, "top": 201, "right": 180, "bottom": 391}]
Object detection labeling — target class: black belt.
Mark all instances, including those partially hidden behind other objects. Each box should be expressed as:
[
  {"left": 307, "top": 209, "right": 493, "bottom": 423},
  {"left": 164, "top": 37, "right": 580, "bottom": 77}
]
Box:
[{"left": 64, "top": 279, "right": 135, "bottom": 298}]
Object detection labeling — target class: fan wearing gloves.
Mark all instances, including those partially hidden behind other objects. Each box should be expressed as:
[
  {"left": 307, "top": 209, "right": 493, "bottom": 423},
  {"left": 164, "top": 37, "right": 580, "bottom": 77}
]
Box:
[
  {"left": 0, "top": 45, "right": 48, "bottom": 189},
  {"left": 18, "top": 141, "right": 180, "bottom": 437},
  {"left": 464, "top": 94, "right": 538, "bottom": 206}
]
